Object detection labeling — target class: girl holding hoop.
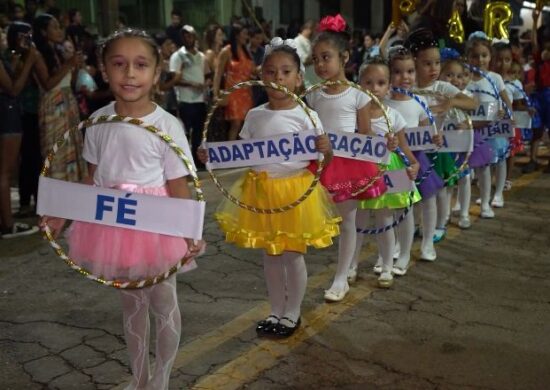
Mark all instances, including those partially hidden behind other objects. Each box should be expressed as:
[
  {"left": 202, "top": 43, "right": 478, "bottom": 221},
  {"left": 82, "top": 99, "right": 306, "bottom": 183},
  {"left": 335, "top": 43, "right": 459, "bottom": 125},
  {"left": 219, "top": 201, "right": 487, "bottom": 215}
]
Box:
[
  {"left": 201, "top": 38, "right": 339, "bottom": 337},
  {"left": 466, "top": 32, "right": 514, "bottom": 216},
  {"left": 42, "top": 29, "right": 203, "bottom": 390},
  {"left": 355, "top": 58, "right": 421, "bottom": 288},
  {"left": 307, "top": 15, "right": 391, "bottom": 301},
  {"left": 385, "top": 47, "right": 444, "bottom": 269},
  {"left": 406, "top": 29, "right": 476, "bottom": 238}
]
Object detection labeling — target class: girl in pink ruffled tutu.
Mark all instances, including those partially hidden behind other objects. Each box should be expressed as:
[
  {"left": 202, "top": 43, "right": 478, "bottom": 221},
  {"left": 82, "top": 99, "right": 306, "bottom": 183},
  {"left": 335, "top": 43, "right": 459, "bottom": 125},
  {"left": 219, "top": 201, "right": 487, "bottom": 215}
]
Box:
[
  {"left": 306, "top": 14, "right": 396, "bottom": 302},
  {"left": 41, "top": 28, "right": 203, "bottom": 390}
]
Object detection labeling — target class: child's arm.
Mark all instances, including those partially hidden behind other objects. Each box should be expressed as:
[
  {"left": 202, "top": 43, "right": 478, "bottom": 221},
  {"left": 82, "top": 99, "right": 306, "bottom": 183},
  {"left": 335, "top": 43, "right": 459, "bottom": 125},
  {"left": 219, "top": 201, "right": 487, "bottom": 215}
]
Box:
[
  {"left": 39, "top": 163, "right": 97, "bottom": 238},
  {"left": 357, "top": 104, "right": 374, "bottom": 135},
  {"left": 315, "top": 134, "right": 333, "bottom": 164},
  {"left": 167, "top": 176, "right": 204, "bottom": 256},
  {"left": 379, "top": 23, "right": 396, "bottom": 59},
  {"left": 397, "top": 130, "right": 419, "bottom": 180},
  {"left": 431, "top": 92, "right": 476, "bottom": 114},
  {"left": 419, "top": 118, "right": 444, "bottom": 146}
]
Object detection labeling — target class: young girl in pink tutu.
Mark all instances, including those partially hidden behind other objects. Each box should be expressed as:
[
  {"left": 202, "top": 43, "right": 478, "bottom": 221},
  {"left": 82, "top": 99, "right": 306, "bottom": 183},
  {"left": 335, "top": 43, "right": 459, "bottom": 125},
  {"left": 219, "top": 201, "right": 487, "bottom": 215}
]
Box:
[
  {"left": 42, "top": 29, "right": 202, "bottom": 390},
  {"left": 306, "top": 14, "right": 392, "bottom": 301}
]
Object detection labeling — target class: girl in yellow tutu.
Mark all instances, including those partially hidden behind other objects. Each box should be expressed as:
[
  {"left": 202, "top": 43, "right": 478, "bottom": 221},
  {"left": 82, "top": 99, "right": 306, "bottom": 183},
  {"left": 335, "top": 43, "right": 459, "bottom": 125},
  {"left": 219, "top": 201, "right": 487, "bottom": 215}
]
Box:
[{"left": 199, "top": 37, "right": 340, "bottom": 338}]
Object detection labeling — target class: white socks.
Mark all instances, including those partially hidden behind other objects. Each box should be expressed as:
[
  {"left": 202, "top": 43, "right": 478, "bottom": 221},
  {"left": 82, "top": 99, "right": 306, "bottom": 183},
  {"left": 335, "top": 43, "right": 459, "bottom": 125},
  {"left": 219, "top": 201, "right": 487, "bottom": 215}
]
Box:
[
  {"left": 373, "top": 208, "right": 395, "bottom": 274},
  {"left": 493, "top": 160, "right": 507, "bottom": 200},
  {"left": 120, "top": 276, "right": 180, "bottom": 390},
  {"left": 458, "top": 174, "right": 471, "bottom": 218},
  {"left": 476, "top": 166, "right": 491, "bottom": 209},
  {"left": 395, "top": 207, "right": 414, "bottom": 270},
  {"left": 436, "top": 187, "right": 449, "bottom": 228},
  {"left": 420, "top": 195, "right": 437, "bottom": 255},
  {"left": 263, "top": 251, "right": 307, "bottom": 324}
]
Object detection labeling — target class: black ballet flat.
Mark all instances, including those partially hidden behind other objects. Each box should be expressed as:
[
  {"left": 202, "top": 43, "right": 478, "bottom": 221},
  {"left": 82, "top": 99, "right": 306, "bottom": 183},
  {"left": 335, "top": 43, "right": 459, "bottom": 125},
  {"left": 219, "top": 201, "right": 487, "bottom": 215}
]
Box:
[
  {"left": 255, "top": 315, "right": 279, "bottom": 335},
  {"left": 273, "top": 317, "right": 301, "bottom": 338}
]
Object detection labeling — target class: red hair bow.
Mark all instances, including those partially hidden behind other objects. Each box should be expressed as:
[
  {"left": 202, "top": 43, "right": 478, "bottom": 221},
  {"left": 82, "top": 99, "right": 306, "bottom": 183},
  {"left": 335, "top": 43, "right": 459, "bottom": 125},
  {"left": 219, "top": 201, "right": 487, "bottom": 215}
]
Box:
[{"left": 318, "top": 14, "right": 347, "bottom": 33}]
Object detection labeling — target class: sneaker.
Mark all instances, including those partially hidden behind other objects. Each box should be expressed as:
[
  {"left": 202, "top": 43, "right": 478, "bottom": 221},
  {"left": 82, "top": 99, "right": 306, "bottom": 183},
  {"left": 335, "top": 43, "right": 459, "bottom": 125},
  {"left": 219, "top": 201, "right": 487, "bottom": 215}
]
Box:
[
  {"left": 458, "top": 216, "right": 471, "bottom": 229},
  {"left": 503, "top": 180, "right": 512, "bottom": 191},
  {"left": 378, "top": 272, "right": 394, "bottom": 288},
  {"left": 1, "top": 222, "right": 39, "bottom": 239},
  {"left": 491, "top": 196, "right": 504, "bottom": 208},
  {"left": 521, "top": 161, "right": 537, "bottom": 174},
  {"left": 433, "top": 228, "right": 446, "bottom": 243},
  {"left": 480, "top": 205, "right": 495, "bottom": 219}
]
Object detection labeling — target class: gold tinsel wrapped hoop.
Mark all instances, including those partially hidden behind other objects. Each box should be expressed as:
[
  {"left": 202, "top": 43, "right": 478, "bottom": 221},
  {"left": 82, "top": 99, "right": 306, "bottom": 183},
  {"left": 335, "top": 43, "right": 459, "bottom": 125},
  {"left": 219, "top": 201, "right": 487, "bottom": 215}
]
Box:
[
  {"left": 202, "top": 80, "right": 324, "bottom": 214},
  {"left": 40, "top": 115, "right": 205, "bottom": 289},
  {"left": 302, "top": 79, "right": 393, "bottom": 198}
]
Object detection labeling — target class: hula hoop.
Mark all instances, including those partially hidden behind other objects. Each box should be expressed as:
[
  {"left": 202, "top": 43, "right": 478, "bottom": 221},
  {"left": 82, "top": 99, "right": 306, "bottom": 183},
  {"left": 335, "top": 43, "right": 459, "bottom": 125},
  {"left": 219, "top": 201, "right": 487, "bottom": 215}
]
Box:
[
  {"left": 302, "top": 79, "right": 416, "bottom": 235},
  {"left": 202, "top": 80, "right": 323, "bottom": 214},
  {"left": 40, "top": 115, "right": 205, "bottom": 289}
]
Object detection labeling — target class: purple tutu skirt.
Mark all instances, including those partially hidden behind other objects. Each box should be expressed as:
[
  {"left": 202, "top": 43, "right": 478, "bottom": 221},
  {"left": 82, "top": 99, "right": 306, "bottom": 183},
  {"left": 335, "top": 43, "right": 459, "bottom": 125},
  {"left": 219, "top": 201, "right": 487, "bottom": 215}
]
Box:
[
  {"left": 413, "top": 151, "right": 444, "bottom": 199},
  {"left": 468, "top": 131, "right": 493, "bottom": 168}
]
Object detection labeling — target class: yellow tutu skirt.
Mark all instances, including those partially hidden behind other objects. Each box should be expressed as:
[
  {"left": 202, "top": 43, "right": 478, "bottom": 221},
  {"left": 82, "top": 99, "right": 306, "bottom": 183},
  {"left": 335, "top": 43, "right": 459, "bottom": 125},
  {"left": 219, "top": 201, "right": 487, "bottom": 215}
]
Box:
[{"left": 215, "top": 169, "right": 341, "bottom": 255}]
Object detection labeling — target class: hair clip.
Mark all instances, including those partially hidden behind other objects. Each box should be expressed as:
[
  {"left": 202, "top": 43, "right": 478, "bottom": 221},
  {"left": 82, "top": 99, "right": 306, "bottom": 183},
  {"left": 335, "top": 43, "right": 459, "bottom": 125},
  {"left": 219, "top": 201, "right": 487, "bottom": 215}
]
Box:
[{"left": 468, "top": 31, "right": 489, "bottom": 41}]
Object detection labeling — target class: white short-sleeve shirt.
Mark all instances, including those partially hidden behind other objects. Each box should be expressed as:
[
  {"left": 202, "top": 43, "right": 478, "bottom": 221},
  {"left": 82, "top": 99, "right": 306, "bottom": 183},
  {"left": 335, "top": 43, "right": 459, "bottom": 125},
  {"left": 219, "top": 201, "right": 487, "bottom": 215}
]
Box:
[
  {"left": 385, "top": 97, "right": 429, "bottom": 128},
  {"left": 505, "top": 79, "right": 525, "bottom": 101},
  {"left": 83, "top": 102, "right": 193, "bottom": 188},
  {"left": 467, "top": 71, "right": 506, "bottom": 103},
  {"left": 371, "top": 106, "right": 407, "bottom": 136},
  {"left": 307, "top": 86, "right": 371, "bottom": 133},
  {"left": 239, "top": 103, "right": 322, "bottom": 175}
]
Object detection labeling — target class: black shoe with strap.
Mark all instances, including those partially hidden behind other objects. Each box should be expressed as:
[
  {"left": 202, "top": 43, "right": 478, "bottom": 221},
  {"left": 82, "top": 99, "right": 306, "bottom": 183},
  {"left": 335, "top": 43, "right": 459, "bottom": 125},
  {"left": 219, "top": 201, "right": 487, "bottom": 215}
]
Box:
[
  {"left": 255, "top": 315, "right": 279, "bottom": 335},
  {"left": 273, "top": 317, "right": 301, "bottom": 338}
]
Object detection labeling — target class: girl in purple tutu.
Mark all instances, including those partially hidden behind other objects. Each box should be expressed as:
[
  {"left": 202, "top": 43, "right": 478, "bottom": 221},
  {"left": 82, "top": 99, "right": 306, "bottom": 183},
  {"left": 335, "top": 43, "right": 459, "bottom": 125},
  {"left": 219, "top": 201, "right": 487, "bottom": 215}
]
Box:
[
  {"left": 385, "top": 46, "right": 444, "bottom": 270},
  {"left": 42, "top": 29, "right": 203, "bottom": 389}
]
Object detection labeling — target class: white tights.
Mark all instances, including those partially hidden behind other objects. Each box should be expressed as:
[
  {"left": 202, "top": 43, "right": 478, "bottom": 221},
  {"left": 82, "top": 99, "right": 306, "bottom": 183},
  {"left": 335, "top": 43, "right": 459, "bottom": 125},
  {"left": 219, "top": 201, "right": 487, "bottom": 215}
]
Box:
[
  {"left": 420, "top": 195, "right": 437, "bottom": 254},
  {"left": 436, "top": 187, "right": 449, "bottom": 229},
  {"left": 352, "top": 208, "right": 395, "bottom": 274},
  {"left": 263, "top": 251, "right": 307, "bottom": 323},
  {"left": 458, "top": 174, "right": 471, "bottom": 218},
  {"left": 120, "top": 276, "right": 180, "bottom": 390},
  {"left": 493, "top": 160, "right": 507, "bottom": 200},
  {"left": 328, "top": 200, "right": 358, "bottom": 291},
  {"left": 476, "top": 166, "right": 491, "bottom": 208},
  {"left": 395, "top": 207, "right": 415, "bottom": 270}
]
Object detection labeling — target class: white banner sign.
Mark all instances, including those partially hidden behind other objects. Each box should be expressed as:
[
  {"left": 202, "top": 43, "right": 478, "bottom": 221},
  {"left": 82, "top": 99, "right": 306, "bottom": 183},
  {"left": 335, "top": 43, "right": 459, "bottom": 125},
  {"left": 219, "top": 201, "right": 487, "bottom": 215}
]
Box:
[
  {"left": 383, "top": 169, "right": 415, "bottom": 194},
  {"left": 513, "top": 111, "right": 532, "bottom": 129},
  {"left": 439, "top": 130, "right": 474, "bottom": 153},
  {"left": 476, "top": 121, "right": 514, "bottom": 139},
  {"left": 465, "top": 102, "right": 500, "bottom": 121},
  {"left": 327, "top": 130, "right": 390, "bottom": 164},
  {"left": 206, "top": 130, "right": 319, "bottom": 169},
  {"left": 404, "top": 125, "right": 438, "bottom": 151},
  {"left": 37, "top": 177, "right": 205, "bottom": 239}
]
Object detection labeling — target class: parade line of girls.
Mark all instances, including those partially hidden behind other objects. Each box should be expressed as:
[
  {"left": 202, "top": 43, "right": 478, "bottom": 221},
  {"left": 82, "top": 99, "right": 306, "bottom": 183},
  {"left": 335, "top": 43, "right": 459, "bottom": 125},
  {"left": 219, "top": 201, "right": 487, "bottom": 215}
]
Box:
[{"left": 39, "top": 13, "right": 529, "bottom": 389}]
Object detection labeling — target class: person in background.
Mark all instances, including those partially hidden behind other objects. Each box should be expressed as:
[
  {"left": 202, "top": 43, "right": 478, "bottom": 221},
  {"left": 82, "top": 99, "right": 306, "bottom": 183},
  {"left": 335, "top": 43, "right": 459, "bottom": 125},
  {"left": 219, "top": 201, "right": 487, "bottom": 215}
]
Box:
[
  {"left": 294, "top": 20, "right": 321, "bottom": 88},
  {"left": 165, "top": 9, "right": 183, "bottom": 48},
  {"left": 0, "top": 21, "right": 39, "bottom": 238},
  {"left": 155, "top": 33, "right": 180, "bottom": 117},
  {"left": 65, "top": 8, "right": 85, "bottom": 49},
  {"left": 170, "top": 25, "right": 208, "bottom": 168},
  {"left": 248, "top": 26, "right": 267, "bottom": 107}
]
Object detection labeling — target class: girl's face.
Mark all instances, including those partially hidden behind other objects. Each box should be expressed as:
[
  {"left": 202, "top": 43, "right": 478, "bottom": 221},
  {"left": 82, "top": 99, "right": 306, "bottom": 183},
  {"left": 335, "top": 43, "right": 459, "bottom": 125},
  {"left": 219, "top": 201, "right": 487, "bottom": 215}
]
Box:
[
  {"left": 364, "top": 35, "right": 373, "bottom": 48},
  {"left": 415, "top": 47, "right": 441, "bottom": 85},
  {"left": 45, "top": 18, "right": 64, "bottom": 43},
  {"left": 493, "top": 48, "right": 513, "bottom": 74},
  {"left": 237, "top": 29, "right": 249, "bottom": 46},
  {"left": 262, "top": 51, "right": 302, "bottom": 100},
  {"left": 215, "top": 28, "right": 224, "bottom": 46},
  {"left": 62, "top": 39, "right": 75, "bottom": 59},
  {"left": 511, "top": 64, "right": 522, "bottom": 81},
  {"left": 467, "top": 43, "right": 491, "bottom": 71},
  {"left": 360, "top": 64, "right": 390, "bottom": 100},
  {"left": 440, "top": 62, "right": 464, "bottom": 89},
  {"left": 161, "top": 39, "right": 176, "bottom": 59},
  {"left": 312, "top": 40, "right": 348, "bottom": 81},
  {"left": 391, "top": 58, "right": 416, "bottom": 90},
  {"left": 102, "top": 37, "right": 160, "bottom": 105}
]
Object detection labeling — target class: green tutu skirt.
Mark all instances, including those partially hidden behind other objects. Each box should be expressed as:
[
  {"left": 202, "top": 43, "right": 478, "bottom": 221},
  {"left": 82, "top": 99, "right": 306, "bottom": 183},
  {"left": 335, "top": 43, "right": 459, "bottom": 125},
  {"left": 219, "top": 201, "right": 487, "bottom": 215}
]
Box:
[
  {"left": 358, "top": 152, "right": 421, "bottom": 209},
  {"left": 426, "top": 152, "right": 460, "bottom": 187}
]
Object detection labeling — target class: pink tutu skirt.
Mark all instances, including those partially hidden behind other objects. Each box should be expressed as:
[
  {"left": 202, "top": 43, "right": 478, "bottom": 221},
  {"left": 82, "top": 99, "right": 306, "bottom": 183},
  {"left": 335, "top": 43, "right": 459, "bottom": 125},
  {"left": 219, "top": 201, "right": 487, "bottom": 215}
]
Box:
[
  {"left": 66, "top": 185, "right": 195, "bottom": 281},
  {"left": 308, "top": 157, "right": 387, "bottom": 202}
]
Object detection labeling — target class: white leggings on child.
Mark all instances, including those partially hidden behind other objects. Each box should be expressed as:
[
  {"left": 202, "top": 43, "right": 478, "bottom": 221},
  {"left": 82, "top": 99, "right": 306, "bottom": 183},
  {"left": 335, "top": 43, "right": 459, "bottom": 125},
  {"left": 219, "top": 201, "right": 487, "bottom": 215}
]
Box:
[
  {"left": 120, "top": 275, "right": 180, "bottom": 390},
  {"left": 353, "top": 208, "right": 395, "bottom": 274},
  {"left": 493, "top": 160, "right": 507, "bottom": 200},
  {"left": 263, "top": 251, "right": 307, "bottom": 323},
  {"left": 395, "top": 207, "right": 415, "bottom": 269},
  {"left": 476, "top": 166, "right": 491, "bottom": 207},
  {"left": 328, "top": 200, "right": 358, "bottom": 291},
  {"left": 458, "top": 174, "right": 471, "bottom": 217}
]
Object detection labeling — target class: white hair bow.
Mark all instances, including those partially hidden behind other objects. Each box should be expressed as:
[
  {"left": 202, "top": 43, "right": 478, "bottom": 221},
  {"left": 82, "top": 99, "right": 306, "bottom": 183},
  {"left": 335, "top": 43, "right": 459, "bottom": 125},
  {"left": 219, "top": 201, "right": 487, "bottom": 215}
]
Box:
[
  {"left": 264, "top": 37, "right": 298, "bottom": 56},
  {"left": 492, "top": 37, "right": 510, "bottom": 45}
]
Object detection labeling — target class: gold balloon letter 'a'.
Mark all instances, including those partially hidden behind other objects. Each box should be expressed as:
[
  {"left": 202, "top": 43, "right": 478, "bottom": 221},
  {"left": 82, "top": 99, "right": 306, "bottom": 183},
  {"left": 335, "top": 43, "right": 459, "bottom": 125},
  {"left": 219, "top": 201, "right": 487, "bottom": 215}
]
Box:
[
  {"left": 448, "top": 9, "right": 465, "bottom": 44},
  {"left": 483, "top": 1, "right": 513, "bottom": 40}
]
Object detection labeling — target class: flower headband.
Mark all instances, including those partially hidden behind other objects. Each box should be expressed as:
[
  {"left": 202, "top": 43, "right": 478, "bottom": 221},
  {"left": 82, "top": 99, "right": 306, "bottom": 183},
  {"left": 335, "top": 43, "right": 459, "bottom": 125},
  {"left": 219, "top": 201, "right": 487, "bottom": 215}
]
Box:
[
  {"left": 388, "top": 45, "right": 411, "bottom": 59},
  {"left": 468, "top": 31, "right": 489, "bottom": 41},
  {"left": 318, "top": 14, "right": 347, "bottom": 33},
  {"left": 440, "top": 47, "right": 461, "bottom": 62}
]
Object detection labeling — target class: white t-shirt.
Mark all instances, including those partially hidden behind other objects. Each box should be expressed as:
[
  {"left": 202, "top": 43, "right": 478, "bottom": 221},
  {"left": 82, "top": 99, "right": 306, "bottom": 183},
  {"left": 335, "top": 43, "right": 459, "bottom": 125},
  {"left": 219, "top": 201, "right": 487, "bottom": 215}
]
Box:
[
  {"left": 417, "top": 80, "right": 462, "bottom": 129},
  {"left": 307, "top": 86, "right": 371, "bottom": 133},
  {"left": 505, "top": 79, "right": 524, "bottom": 101},
  {"left": 371, "top": 106, "right": 407, "bottom": 136},
  {"left": 239, "top": 103, "right": 322, "bottom": 175},
  {"left": 169, "top": 47, "right": 206, "bottom": 103},
  {"left": 467, "top": 71, "right": 506, "bottom": 103},
  {"left": 83, "top": 102, "right": 193, "bottom": 188},
  {"left": 385, "top": 97, "right": 429, "bottom": 128}
]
